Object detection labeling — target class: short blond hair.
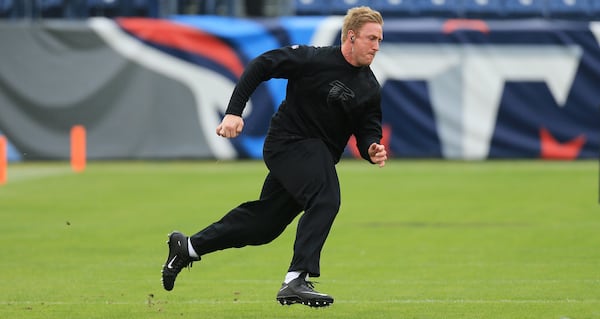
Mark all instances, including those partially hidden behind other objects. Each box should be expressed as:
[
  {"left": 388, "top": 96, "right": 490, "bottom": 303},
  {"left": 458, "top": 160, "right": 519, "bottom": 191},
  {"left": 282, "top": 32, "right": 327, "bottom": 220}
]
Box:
[{"left": 341, "top": 6, "right": 383, "bottom": 43}]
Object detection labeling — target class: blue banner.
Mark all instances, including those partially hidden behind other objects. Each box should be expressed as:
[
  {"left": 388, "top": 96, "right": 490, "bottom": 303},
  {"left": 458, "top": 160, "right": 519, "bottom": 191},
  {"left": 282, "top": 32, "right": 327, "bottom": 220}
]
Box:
[{"left": 155, "top": 17, "right": 599, "bottom": 160}]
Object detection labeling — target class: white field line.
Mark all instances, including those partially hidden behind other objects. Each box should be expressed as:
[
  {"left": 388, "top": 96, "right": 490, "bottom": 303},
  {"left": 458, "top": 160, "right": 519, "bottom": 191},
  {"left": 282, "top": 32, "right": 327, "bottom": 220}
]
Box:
[
  {"left": 111, "top": 278, "right": 600, "bottom": 285},
  {"left": 0, "top": 299, "right": 598, "bottom": 306},
  {"left": 4, "top": 166, "right": 72, "bottom": 184}
]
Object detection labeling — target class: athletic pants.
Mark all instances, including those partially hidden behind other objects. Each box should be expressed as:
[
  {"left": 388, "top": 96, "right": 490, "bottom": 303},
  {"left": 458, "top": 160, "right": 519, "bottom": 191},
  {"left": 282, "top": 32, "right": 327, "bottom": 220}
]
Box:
[{"left": 189, "top": 137, "right": 341, "bottom": 277}]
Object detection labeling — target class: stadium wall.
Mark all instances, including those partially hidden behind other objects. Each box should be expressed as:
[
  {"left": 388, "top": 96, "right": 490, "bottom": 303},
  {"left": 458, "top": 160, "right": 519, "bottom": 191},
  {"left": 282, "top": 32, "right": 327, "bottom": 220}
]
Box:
[{"left": 0, "top": 16, "right": 598, "bottom": 161}]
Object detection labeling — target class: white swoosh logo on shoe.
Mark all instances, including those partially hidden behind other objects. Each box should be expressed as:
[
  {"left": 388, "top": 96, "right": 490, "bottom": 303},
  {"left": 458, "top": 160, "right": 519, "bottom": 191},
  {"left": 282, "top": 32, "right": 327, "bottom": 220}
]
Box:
[
  {"left": 306, "top": 291, "right": 329, "bottom": 297},
  {"left": 278, "top": 284, "right": 329, "bottom": 297},
  {"left": 167, "top": 256, "right": 177, "bottom": 269}
]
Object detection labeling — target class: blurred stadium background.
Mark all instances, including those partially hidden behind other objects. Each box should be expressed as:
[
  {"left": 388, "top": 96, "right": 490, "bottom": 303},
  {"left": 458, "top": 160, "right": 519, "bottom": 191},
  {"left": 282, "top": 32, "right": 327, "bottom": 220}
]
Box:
[
  {"left": 0, "top": 0, "right": 598, "bottom": 163},
  {"left": 3, "top": 0, "right": 600, "bottom": 19}
]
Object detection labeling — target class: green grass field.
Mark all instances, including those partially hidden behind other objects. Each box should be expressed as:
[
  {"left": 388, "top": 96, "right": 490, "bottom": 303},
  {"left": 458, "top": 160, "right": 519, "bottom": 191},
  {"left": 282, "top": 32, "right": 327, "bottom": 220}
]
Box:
[{"left": 0, "top": 160, "right": 598, "bottom": 318}]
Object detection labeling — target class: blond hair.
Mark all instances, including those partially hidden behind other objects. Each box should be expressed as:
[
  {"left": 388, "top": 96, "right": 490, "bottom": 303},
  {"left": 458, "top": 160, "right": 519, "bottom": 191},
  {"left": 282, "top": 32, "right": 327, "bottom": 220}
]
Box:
[{"left": 341, "top": 6, "right": 383, "bottom": 43}]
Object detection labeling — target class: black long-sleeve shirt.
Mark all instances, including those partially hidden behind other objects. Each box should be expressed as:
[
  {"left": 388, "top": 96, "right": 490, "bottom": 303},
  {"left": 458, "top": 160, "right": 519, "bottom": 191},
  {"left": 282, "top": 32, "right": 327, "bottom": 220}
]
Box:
[{"left": 225, "top": 45, "right": 382, "bottom": 163}]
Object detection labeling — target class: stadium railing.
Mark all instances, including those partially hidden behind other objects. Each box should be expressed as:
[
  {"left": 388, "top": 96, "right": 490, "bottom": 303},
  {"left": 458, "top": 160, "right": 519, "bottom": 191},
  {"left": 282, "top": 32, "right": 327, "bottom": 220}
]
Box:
[{"left": 0, "top": 0, "right": 598, "bottom": 20}]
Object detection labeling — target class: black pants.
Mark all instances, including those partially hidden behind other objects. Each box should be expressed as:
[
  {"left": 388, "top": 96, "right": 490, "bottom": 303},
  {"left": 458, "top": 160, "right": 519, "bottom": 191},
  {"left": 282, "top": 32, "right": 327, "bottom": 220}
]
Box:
[{"left": 189, "top": 138, "right": 340, "bottom": 277}]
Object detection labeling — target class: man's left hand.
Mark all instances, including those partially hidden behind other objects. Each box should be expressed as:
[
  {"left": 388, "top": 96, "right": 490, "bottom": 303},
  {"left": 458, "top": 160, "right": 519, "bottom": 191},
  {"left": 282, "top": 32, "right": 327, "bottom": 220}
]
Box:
[{"left": 368, "top": 143, "right": 387, "bottom": 167}]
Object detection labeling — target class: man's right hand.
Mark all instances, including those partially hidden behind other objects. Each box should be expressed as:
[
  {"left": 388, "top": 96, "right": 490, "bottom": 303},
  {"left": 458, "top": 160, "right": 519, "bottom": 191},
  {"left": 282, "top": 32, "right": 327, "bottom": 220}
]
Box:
[
  {"left": 216, "top": 114, "right": 244, "bottom": 139},
  {"left": 216, "top": 114, "right": 244, "bottom": 138}
]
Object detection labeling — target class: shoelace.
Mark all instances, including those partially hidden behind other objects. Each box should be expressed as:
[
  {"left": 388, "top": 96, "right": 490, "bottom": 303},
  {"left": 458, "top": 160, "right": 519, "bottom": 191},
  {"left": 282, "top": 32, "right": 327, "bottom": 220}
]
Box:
[
  {"left": 169, "top": 256, "right": 193, "bottom": 273},
  {"left": 303, "top": 279, "right": 319, "bottom": 291},
  {"left": 181, "top": 255, "right": 201, "bottom": 271}
]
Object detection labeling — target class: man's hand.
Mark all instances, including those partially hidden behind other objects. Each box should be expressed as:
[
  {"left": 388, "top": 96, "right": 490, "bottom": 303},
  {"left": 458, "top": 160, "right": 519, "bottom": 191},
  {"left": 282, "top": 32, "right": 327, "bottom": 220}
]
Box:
[
  {"left": 216, "top": 114, "right": 244, "bottom": 138},
  {"left": 368, "top": 143, "right": 387, "bottom": 167}
]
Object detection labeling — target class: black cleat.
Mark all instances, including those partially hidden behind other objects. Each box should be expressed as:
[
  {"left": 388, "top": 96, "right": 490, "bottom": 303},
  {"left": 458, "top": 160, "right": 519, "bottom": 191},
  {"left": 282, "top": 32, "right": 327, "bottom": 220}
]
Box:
[
  {"left": 276, "top": 274, "right": 334, "bottom": 307},
  {"left": 161, "top": 231, "right": 199, "bottom": 291}
]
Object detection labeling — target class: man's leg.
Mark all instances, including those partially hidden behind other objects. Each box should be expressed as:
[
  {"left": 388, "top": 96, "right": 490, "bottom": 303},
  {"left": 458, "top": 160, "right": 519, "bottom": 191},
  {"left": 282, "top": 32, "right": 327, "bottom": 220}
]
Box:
[
  {"left": 265, "top": 138, "right": 340, "bottom": 307},
  {"left": 162, "top": 173, "right": 302, "bottom": 291},
  {"left": 265, "top": 138, "right": 341, "bottom": 278},
  {"left": 189, "top": 173, "right": 303, "bottom": 255}
]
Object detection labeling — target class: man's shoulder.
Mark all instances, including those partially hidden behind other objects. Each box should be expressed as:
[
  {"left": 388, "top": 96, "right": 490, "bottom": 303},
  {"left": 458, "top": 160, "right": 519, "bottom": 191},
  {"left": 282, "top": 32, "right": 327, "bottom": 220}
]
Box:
[{"left": 278, "top": 45, "right": 339, "bottom": 64}]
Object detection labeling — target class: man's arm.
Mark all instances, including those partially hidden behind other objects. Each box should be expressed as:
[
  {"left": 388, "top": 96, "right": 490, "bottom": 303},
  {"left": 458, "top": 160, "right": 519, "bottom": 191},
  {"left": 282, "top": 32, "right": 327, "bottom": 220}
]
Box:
[
  {"left": 354, "top": 93, "right": 384, "bottom": 164},
  {"left": 218, "top": 46, "right": 310, "bottom": 138}
]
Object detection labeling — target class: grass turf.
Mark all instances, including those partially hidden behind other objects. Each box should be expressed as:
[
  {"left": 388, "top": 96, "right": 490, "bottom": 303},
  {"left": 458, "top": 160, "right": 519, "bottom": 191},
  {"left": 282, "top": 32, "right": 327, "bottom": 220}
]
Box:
[{"left": 0, "top": 160, "right": 598, "bottom": 318}]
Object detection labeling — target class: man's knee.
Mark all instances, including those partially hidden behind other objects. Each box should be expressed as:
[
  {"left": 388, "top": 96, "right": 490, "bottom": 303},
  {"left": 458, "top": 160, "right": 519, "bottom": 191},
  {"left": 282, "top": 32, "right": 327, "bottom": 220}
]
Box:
[{"left": 247, "top": 222, "right": 288, "bottom": 245}]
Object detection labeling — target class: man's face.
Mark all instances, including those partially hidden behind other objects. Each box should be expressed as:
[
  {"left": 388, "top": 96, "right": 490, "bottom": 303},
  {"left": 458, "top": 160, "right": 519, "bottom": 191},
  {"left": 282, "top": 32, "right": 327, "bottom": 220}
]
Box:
[{"left": 352, "top": 22, "right": 383, "bottom": 66}]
